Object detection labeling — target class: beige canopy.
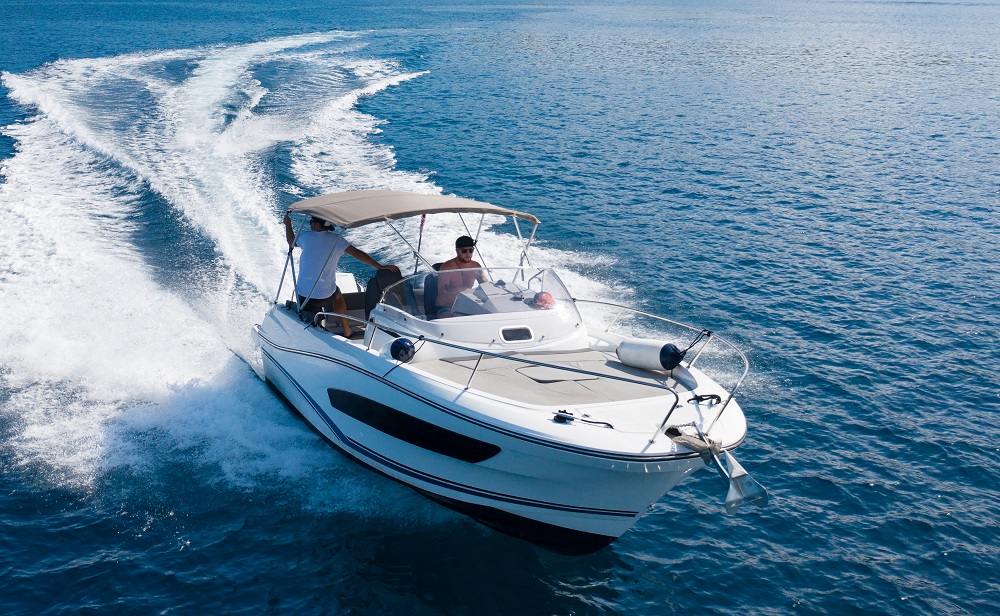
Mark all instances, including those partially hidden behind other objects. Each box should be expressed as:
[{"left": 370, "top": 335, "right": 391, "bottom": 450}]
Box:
[{"left": 287, "top": 190, "right": 540, "bottom": 229}]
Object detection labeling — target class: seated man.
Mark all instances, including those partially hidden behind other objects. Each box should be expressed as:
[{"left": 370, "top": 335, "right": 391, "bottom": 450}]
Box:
[
  {"left": 284, "top": 213, "right": 398, "bottom": 337},
  {"left": 433, "top": 235, "right": 487, "bottom": 318}
]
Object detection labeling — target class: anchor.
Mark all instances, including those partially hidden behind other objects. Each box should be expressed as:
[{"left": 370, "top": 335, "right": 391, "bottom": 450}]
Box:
[{"left": 665, "top": 424, "right": 768, "bottom": 513}]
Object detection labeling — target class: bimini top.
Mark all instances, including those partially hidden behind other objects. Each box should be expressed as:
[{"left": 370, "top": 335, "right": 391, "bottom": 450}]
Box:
[{"left": 288, "top": 190, "right": 541, "bottom": 229}]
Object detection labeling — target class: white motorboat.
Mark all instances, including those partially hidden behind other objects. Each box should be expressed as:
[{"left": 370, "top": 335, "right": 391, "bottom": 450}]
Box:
[{"left": 254, "top": 190, "right": 766, "bottom": 554}]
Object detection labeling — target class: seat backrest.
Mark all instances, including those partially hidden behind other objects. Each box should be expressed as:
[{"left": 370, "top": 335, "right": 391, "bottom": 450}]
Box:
[
  {"left": 423, "top": 272, "right": 439, "bottom": 318},
  {"left": 365, "top": 269, "right": 403, "bottom": 318}
]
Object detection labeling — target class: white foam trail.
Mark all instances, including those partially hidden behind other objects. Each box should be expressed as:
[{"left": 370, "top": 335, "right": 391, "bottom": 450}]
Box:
[
  {"left": 0, "top": 117, "right": 253, "bottom": 485},
  {"left": 0, "top": 120, "right": 428, "bottom": 515},
  {"left": 3, "top": 33, "right": 369, "bottom": 299},
  {"left": 290, "top": 61, "right": 432, "bottom": 194},
  {"left": 0, "top": 32, "right": 626, "bottom": 514},
  {"left": 0, "top": 35, "right": 439, "bottom": 506}
]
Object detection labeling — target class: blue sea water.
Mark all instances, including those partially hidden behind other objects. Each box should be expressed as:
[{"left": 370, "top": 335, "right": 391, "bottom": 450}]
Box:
[{"left": 1, "top": 0, "right": 998, "bottom": 613}]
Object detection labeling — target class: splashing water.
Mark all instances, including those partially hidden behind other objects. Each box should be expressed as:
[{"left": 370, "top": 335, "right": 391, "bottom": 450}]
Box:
[{"left": 0, "top": 33, "right": 623, "bottom": 497}]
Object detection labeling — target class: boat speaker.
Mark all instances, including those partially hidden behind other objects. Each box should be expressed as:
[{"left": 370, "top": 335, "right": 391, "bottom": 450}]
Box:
[{"left": 390, "top": 338, "right": 416, "bottom": 363}]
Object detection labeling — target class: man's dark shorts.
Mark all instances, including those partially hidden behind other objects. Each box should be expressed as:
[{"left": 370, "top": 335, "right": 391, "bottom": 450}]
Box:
[{"left": 298, "top": 288, "right": 340, "bottom": 313}]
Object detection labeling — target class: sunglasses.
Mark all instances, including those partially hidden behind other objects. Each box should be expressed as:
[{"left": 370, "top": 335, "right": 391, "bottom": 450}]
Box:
[{"left": 458, "top": 247, "right": 475, "bottom": 254}]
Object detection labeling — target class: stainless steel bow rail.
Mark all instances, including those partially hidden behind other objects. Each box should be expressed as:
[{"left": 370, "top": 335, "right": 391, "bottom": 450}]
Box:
[
  {"left": 303, "top": 303, "right": 751, "bottom": 445},
  {"left": 571, "top": 298, "right": 750, "bottom": 434}
]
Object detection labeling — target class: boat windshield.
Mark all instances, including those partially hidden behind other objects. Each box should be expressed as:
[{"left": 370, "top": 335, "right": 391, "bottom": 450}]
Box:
[{"left": 380, "top": 266, "right": 576, "bottom": 321}]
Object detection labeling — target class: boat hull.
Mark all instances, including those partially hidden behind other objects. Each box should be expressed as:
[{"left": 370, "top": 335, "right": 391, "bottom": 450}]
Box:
[
  {"left": 255, "top": 309, "right": 708, "bottom": 553},
  {"left": 266, "top": 376, "right": 618, "bottom": 554}
]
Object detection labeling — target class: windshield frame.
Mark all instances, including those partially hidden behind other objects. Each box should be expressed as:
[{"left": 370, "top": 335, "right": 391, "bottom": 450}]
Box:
[{"left": 378, "top": 266, "right": 578, "bottom": 322}]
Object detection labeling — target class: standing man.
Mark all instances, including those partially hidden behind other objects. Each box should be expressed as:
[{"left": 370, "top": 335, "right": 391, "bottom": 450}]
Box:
[
  {"left": 433, "top": 235, "right": 487, "bottom": 317},
  {"left": 284, "top": 213, "right": 398, "bottom": 337}
]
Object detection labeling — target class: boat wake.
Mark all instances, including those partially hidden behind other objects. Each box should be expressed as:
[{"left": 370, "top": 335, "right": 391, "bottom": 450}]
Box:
[{"left": 0, "top": 33, "right": 621, "bottom": 513}]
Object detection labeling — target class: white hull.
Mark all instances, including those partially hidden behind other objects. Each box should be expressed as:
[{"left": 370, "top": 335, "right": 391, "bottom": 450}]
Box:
[{"left": 255, "top": 305, "right": 741, "bottom": 552}]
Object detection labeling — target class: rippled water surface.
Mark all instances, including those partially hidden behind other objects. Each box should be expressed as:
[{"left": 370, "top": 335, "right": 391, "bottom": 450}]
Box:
[{"left": 1, "top": 1, "right": 998, "bottom": 613}]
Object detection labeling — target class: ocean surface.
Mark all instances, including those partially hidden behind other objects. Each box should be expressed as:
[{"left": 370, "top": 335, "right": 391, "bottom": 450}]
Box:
[{"left": 1, "top": 0, "right": 998, "bottom": 613}]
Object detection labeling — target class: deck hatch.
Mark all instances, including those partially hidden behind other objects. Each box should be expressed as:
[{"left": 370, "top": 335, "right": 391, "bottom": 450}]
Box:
[
  {"left": 500, "top": 327, "right": 533, "bottom": 342},
  {"left": 328, "top": 389, "right": 501, "bottom": 463}
]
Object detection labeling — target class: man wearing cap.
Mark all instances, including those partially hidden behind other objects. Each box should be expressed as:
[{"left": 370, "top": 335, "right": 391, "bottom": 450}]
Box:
[
  {"left": 434, "top": 235, "right": 487, "bottom": 317},
  {"left": 283, "top": 214, "right": 398, "bottom": 337}
]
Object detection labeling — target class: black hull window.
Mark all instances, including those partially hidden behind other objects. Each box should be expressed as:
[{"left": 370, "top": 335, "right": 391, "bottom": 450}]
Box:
[{"left": 328, "top": 389, "right": 501, "bottom": 463}]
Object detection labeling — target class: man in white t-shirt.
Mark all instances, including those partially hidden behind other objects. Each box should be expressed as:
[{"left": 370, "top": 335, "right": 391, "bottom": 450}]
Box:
[{"left": 284, "top": 214, "right": 398, "bottom": 337}]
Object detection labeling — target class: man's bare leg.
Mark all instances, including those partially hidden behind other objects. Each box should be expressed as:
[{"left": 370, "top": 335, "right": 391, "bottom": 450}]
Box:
[{"left": 334, "top": 292, "right": 352, "bottom": 338}]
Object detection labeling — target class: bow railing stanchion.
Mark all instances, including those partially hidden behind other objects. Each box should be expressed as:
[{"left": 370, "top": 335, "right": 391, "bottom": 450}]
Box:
[
  {"left": 606, "top": 306, "right": 626, "bottom": 332},
  {"left": 466, "top": 353, "right": 484, "bottom": 390},
  {"left": 649, "top": 394, "right": 681, "bottom": 444},
  {"left": 706, "top": 359, "right": 750, "bottom": 433},
  {"left": 686, "top": 331, "right": 714, "bottom": 368}
]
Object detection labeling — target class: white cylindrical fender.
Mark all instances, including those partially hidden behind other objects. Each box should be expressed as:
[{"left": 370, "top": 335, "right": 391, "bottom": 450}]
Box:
[{"left": 616, "top": 337, "right": 685, "bottom": 371}]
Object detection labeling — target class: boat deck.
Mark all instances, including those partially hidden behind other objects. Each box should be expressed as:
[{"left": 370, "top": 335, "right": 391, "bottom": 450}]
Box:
[{"left": 412, "top": 349, "right": 691, "bottom": 406}]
